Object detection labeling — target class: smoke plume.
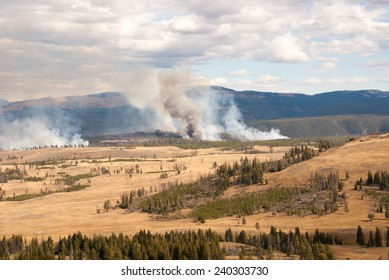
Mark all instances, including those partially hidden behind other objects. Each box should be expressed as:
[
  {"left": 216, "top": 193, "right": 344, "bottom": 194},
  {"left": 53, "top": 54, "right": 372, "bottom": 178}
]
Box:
[
  {"left": 0, "top": 110, "right": 89, "bottom": 150},
  {"left": 122, "top": 68, "right": 288, "bottom": 141}
]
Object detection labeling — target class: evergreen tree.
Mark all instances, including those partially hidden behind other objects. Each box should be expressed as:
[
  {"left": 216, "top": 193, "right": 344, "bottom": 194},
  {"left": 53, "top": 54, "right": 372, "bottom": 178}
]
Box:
[
  {"left": 366, "top": 231, "right": 375, "bottom": 247},
  {"left": 225, "top": 229, "right": 234, "bottom": 243},
  {"left": 356, "top": 226, "right": 366, "bottom": 246},
  {"left": 366, "top": 171, "right": 373, "bottom": 185},
  {"left": 375, "top": 228, "right": 383, "bottom": 247},
  {"left": 237, "top": 231, "right": 248, "bottom": 244}
]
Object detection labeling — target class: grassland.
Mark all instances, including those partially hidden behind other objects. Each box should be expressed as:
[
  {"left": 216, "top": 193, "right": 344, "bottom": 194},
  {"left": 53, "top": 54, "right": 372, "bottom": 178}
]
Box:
[{"left": 0, "top": 135, "right": 388, "bottom": 259}]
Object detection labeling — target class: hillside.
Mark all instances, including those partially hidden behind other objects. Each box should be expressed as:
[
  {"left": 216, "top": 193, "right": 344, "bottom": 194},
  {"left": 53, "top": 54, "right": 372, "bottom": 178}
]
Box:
[
  {"left": 0, "top": 99, "right": 9, "bottom": 108},
  {"left": 1, "top": 88, "right": 389, "bottom": 138},
  {"left": 248, "top": 115, "right": 389, "bottom": 138},
  {"left": 0, "top": 135, "right": 388, "bottom": 259},
  {"left": 227, "top": 88, "right": 389, "bottom": 120}
]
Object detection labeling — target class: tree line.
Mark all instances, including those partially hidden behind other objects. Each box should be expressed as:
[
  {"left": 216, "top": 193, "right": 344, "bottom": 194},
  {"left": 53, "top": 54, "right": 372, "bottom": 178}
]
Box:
[
  {"left": 356, "top": 170, "right": 389, "bottom": 191},
  {"left": 356, "top": 226, "right": 389, "bottom": 247},
  {"left": 0, "top": 226, "right": 339, "bottom": 260},
  {"left": 0, "top": 229, "right": 223, "bottom": 260},
  {"left": 226, "top": 226, "right": 337, "bottom": 260}
]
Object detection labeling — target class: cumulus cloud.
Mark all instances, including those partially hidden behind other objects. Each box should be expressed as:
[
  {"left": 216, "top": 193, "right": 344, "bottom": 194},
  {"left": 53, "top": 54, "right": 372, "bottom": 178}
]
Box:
[{"left": 0, "top": 0, "right": 388, "bottom": 99}]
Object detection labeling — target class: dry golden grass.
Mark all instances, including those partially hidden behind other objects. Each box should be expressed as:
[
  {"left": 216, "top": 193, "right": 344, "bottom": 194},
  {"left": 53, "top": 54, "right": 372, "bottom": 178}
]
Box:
[{"left": 0, "top": 136, "right": 388, "bottom": 259}]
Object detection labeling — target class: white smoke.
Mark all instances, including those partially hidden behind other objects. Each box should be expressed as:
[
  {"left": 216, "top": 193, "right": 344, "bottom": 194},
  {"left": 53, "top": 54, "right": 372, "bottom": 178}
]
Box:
[
  {"left": 121, "top": 68, "right": 288, "bottom": 141},
  {"left": 0, "top": 114, "right": 89, "bottom": 150}
]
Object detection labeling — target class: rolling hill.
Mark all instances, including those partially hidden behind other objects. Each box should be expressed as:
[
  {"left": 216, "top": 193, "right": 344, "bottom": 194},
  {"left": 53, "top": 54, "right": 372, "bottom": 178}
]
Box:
[{"left": 1, "top": 88, "right": 389, "bottom": 138}]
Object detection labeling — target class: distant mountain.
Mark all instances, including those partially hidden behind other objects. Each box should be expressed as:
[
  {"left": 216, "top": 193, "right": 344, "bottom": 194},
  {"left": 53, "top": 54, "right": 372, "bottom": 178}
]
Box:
[
  {"left": 2, "top": 88, "right": 389, "bottom": 138},
  {"left": 212, "top": 87, "right": 389, "bottom": 120},
  {"left": 248, "top": 115, "right": 389, "bottom": 138},
  {"left": 3, "top": 92, "right": 128, "bottom": 111},
  {"left": 0, "top": 99, "right": 9, "bottom": 108}
]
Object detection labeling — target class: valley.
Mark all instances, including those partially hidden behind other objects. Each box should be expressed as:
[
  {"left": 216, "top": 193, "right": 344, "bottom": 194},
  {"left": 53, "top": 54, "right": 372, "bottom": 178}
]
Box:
[{"left": 0, "top": 135, "right": 388, "bottom": 259}]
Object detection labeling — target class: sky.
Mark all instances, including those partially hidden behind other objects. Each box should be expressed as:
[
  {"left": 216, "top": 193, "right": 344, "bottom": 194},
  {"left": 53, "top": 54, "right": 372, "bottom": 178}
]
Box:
[{"left": 0, "top": 0, "right": 389, "bottom": 101}]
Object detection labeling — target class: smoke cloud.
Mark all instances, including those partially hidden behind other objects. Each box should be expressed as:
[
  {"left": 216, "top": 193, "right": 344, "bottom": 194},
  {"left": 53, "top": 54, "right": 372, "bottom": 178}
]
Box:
[
  {"left": 0, "top": 110, "right": 89, "bottom": 150},
  {"left": 122, "top": 68, "right": 288, "bottom": 141}
]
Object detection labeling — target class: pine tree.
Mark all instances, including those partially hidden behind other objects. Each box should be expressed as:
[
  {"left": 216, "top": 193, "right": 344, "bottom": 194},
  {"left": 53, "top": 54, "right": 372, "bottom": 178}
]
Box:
[
  {"left": 366, "top": 231, "right": 375, "bottom": 247},
  {"left": 237, "top": 231, "right": 248, "bottom": 244},
  {"left": 356, "top": 226, "right": 365, "bottom": 246},
  {"left": 225, "top": 228, "right": 234, "bottom": 243},
  {"left": 375, "top": 228, "right": 383, "bottom": 247},
  {"left": 367, "top": 171, "right": 373, "bottom": 185}
]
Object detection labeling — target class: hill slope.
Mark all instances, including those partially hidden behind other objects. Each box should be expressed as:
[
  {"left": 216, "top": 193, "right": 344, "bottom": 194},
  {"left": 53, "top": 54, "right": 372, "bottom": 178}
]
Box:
[
  {"left": 1, "top": 88, "right": 389, "bottom": 138},
  {"left": 248, "top": 115, "right": 389, "bottom": 138},
  {"left": 222, "top": 87, "right": 389, "bottom": 120}
]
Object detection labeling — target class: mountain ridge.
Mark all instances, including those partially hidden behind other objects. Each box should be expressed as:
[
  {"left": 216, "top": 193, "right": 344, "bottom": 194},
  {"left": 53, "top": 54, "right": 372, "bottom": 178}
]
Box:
[{"left": 1, "top": 87, "right": 389, "bottom": 138}]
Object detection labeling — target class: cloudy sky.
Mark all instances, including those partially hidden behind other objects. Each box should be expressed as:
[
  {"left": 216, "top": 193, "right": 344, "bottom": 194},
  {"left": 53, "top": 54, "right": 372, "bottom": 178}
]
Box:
[{"left": 0, "top": 0, "right": 389, "bottom": 101}]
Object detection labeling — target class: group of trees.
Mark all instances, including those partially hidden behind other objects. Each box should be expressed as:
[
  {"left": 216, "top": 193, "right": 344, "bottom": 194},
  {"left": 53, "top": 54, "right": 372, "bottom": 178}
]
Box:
[
  {"left": 138, "top": 177, "right": 213, "bottom": 215},
  {"left": 224, "top": 226, "right": 335, "bottom": 260},
  {"left": 310, "top": 171, "right": 344, "bottom": 192},
  {"left": 308, "top": 171, "right": 346, "bottom": 213},
  {"left": 356, "top": 226, "right": 388, "bottom": 247},
  {"left": 363, "top": 170, "right": 389, "bottom": 191},
  {"left": 215, "top": 146, "right": 316, "bottom": 189},
  {"left": 216, "top": 157, "right": 264, "bottom": 187},
  {"left": 0, "top": 230, "right": 224, "bottom": 260},
  {"left": 0, "top": 165, "right": 27, "bottom": 183},
  {"left": 192, "top": 187, "right": 304, "bottom": 221},
  {"left": 192, "top": 170, "right": 350, "bottom": 222},
  {"left": 102, "top": 147, "right": 313, "bottom": 217},
  {"left": 0, "top": 227, "right": 339, "bottom": 260}
]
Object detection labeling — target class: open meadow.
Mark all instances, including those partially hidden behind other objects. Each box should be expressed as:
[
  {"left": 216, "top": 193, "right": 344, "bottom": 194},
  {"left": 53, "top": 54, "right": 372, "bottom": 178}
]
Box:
[{"left": 1, "top": 135, "right": 388, "bottom": 260}]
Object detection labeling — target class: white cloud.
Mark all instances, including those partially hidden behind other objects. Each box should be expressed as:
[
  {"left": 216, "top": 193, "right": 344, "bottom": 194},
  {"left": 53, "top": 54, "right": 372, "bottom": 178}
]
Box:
[
  {"left": 267, "top": 33, "right": 311, "bottom": 62},
  {"left": 233, "top": 79, "right": 254, "bottom": 86},
  {"left": 321, "top": 62, "right": 337, "bottom": 70},
  {"left": 0, "top": 0, "right": 388, "bottom": 99},
  {"left": 208, "top": 77, "right": 228, "bottom": 85},
  {"left": 328, "top": 76, "right": 371, "bottom": 84},
  {"left": 228, "top": 69, "right": 251, "bottom": 77},
  {"left": 306, "top": 78, "right": 323, "bottom": 84},
  {"left": 255, "top": 74, "right": 282, "bottom": 90},
  {"left": 258, "top": 74, "right": 281, "bottom": 84}
]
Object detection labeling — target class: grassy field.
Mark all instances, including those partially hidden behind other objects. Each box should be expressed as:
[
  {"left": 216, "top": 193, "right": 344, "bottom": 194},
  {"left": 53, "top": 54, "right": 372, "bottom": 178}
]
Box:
[{"left": 0, "top": 135, "right": 388, "bottom": 259}]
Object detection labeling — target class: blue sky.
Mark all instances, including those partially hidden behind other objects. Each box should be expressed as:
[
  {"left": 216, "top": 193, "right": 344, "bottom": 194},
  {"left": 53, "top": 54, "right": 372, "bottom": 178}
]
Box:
[{"left": 0, "top": 0, "right": 389, "bottom": 100}]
